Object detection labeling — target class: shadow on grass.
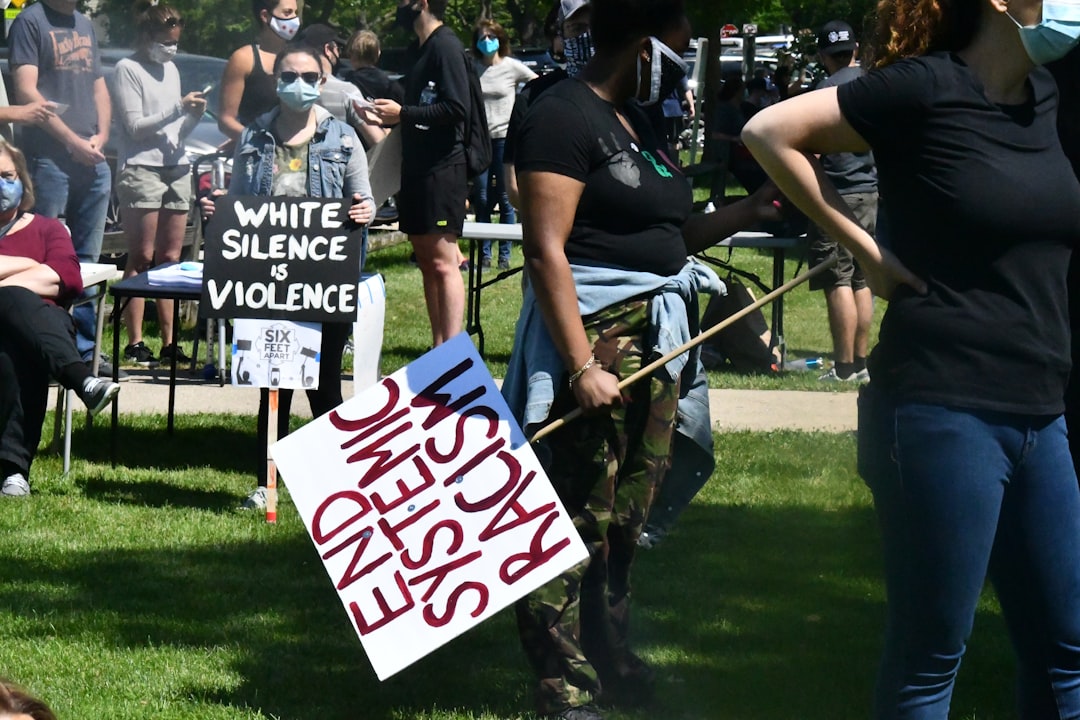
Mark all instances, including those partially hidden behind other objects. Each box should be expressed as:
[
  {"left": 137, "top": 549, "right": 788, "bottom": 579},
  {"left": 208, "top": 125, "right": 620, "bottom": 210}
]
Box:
[
  {"left": 0, "top": 500, "right": 1014, "bottom": 720},
  {"left": 68, "top": 419, "right": 258, "bottom": 475}
]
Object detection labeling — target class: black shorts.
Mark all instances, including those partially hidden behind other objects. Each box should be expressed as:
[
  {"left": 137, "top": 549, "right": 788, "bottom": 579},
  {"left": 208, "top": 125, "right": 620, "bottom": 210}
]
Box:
[{"left": 398, "top": 163, "right": 467, "bottom": 236}]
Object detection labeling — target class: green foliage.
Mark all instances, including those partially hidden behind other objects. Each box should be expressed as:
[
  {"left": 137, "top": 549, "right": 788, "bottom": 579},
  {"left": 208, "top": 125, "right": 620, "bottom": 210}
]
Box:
[{"left": 85, "top": 0, "right": 877, "bottom": 60}]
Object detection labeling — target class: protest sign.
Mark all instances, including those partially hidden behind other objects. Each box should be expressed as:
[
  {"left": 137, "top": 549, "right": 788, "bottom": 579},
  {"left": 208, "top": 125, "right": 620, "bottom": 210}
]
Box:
[
  {"left": 201, "top": 197, "right": 363, "bottom": 323},
  {"left": 271, "top": 333, "right": 588, "bottom": 680},
  {"left": 352, "top": 273, "right": 386, "bottom": 394},
  {"left": 232, "top": 319, "right": 323, "bottom": 389}
]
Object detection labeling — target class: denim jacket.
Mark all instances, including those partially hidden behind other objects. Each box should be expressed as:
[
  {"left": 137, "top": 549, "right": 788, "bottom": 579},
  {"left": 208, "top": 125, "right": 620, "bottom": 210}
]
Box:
[
  {"left": 230, "top": 105, "right": 373, "bottom": 207},
  {"left": 502, "top": 259, "right": 724, "bottom": 538}
]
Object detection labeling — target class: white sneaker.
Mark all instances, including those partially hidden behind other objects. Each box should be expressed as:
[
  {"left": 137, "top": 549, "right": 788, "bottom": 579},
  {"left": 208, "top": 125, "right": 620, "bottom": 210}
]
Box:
[
  {"left": 818, "top": 367, "right": 853, "bottom": 382},
  {"left": 1, "top": 473, "right": 30, "bottom": 496},
  {"left": 852, "top": 368, "right": 871, "bottom": 383},
  {"left": 240, "top": 487, "right": 268, "bottom": 510}
]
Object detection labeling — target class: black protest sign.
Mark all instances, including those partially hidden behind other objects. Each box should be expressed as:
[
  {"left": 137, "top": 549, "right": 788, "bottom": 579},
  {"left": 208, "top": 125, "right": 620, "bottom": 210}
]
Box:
[{"left": 201, "top": 196, "right": 362, "bottom": 322}]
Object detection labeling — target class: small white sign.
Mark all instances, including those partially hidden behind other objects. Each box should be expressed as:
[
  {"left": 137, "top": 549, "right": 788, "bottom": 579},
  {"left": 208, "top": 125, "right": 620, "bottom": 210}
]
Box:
[
  {"left": 271, "top": 333, "right": 588, "bottom": 680},
  {"left": 232, "top": 319, "right": 323, "bottom": 389}
]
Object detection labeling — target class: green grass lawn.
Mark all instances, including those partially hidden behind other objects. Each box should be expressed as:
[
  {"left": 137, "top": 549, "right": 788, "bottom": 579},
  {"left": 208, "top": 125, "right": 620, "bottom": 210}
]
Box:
[
  {"left": 2, "top": 421, "right": 1014, "bottom": 720},
  {"left": 6, "top": 225, "right": 1018, "bottom": 719}
]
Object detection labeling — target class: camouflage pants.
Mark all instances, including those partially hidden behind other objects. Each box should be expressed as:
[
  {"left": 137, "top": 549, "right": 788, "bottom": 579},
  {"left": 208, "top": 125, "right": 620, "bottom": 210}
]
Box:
[{"left": 515, "top": 298, "right": 680, "bottom": 713}]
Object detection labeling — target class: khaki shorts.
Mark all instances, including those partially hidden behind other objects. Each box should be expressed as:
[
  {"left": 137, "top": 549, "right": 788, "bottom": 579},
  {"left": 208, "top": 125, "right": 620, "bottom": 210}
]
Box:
[
  {"left": 115, "top": 164, "right": 193, "bottom": 211},
  {"left": 808, "top": 191, "right": 877, "bottom": 291}
]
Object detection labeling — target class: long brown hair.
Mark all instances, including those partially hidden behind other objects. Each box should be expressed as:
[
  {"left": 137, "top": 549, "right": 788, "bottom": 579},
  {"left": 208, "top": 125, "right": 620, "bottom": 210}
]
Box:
[
  {"left": 0, "top": 679, "right": 58, "bottom": 720},
  {"left": 867, "top": 0, "right": 981, "bottom": 67}
]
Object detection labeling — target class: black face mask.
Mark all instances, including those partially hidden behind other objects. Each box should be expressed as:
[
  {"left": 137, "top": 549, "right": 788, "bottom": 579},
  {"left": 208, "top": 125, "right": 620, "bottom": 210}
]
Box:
[
  {"left": 657, "top": 51, "right": 688, "bottom": 100},
  {"left": 395, "top": 3, "right": 422, "bottom": 32}
]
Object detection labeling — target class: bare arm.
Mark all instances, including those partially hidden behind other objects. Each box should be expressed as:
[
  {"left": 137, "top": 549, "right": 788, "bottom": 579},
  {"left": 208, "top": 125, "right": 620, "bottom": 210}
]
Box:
[
  {"left": 505, "top": 162, "right": 519, "bottom": 209},
  {"left": 12, "top": 64, "right": 98, "bottom": 161},
  {"left": 519, "top": 169, "right": 621, "bottom": 413},
  {"left": 0, "top": 255, "right": 38, "bottom": 279},
  {"left": 218, "top": 48, "right": 252, "bottom": 141},
  {"left": 681, "top": 183, "right": 782, "bottom": 254},
  {"left": 0, "top": 266, "right": 61, "bottom": 298},
  {"left": 92, "top": 75, "right": 110, "bottom": 149},
  {"left": 0, "top": 261, "right": 61, "bottom": 299},
  {"left": 742, "top": 87, "right": 925, "bottom": 299}
]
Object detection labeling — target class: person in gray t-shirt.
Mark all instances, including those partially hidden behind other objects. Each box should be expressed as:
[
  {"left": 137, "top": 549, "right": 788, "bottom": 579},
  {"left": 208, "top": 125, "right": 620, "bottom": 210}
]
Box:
[
  {"left": 9, "top": 0, "right": 113, "bottom": 368},
  {"left": 808, "top": 20, "right": 879, "bottom": 383}
]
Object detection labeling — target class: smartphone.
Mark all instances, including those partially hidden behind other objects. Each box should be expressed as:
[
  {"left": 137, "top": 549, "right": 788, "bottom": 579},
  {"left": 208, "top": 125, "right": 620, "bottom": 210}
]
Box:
[
  {"left": 200, "top": 84, "right": 213, "bottom": 95},
  {"left": 51, "top": 102, "right": 69, "bottom": 116}
]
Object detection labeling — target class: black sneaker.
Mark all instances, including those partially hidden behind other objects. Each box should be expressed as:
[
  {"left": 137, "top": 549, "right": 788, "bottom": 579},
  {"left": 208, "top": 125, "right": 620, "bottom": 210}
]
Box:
[
  {"left": 80, "top": 377, "right": 120, "bottom": 417},
  {"left": 123, "top": 341, "right": 158, "bottom": 367},
  {"left": 481, "top": 257, "right": 492, "bottom": 268},
  {"left": 497, "top": 258, "right": 511, "bottom": 271},
  {"left": 158, "top": 344, "right": 191, "bottom": 365},
  {"left": 92, "top": 357, "right": 129, "bottom": 381}
]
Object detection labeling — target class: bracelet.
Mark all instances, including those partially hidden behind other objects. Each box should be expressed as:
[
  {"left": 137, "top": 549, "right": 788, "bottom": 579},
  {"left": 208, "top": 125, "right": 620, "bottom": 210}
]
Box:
[{"left": 568, "top": 354, "right": 596, "bottom": 388}]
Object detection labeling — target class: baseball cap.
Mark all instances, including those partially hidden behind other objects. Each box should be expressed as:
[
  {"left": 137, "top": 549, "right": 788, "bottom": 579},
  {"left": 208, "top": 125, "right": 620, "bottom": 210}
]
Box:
[
  {"left": 817, "top": 20, "right": 857, "bottom": 55},
  {"left": 295, "top": 23, "right": 348, "bottom": 51},
  {"left": 558, "top": 0, "right": 589, "bottom": 24}
]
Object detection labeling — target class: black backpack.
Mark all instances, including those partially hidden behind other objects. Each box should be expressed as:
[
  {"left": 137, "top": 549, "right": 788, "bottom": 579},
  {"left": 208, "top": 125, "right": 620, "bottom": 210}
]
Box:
[{"left": 462, "top": 52, "right": 492, "bottom": 178}]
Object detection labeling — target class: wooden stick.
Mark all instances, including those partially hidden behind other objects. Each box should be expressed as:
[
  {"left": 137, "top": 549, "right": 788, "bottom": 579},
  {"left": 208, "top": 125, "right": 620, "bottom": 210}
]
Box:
[
  {"left": 528, "top": 256, "right": 839, "bottom": 444},
  {"left": 266, "top": 388, "right": 279, "bottom": 524}
]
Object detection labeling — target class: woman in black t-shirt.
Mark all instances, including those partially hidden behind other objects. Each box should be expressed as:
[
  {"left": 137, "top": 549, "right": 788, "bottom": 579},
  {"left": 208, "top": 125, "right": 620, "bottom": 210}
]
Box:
[
  {"left": 744, "top": 0, "right": 1080, "bottom": 717},
  {"left": 509, "top": 0, "right": 779, "bottom": 717}
]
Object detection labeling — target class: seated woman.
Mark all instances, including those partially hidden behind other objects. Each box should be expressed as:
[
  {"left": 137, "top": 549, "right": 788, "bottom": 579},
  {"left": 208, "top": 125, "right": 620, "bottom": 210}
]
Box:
[
  {"left": 0, "top": 138, "right": 119, "bottom": 497},
  {"left": 203, "top": 44, "right": 374, "bottom": 510}
]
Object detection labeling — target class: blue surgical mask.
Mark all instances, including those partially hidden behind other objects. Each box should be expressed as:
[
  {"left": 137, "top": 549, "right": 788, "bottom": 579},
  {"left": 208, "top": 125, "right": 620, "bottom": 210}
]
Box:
[
  {"left": 562, "top": 31, "right": 594, "bottom": 78},
  {"left": 276, "top": 77, "right": 321, "bottom": 112},
  {"left": 477, "top": 37, "right": 499, "bottom": 56},
  {"left": 1007, "top": 0, "right": 1080, "bottom": 65},
  {"left": 0, "top": 177, "right": 23, "bottom": 213}
]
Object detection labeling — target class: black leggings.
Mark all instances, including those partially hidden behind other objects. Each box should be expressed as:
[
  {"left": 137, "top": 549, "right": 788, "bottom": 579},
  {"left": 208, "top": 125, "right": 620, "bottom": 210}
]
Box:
[
  {"left": 0, "top": 286, "right": 91, "bottom": 476},
  {"left": 256, "top": 321, "right": 350, "bottom": 487}
]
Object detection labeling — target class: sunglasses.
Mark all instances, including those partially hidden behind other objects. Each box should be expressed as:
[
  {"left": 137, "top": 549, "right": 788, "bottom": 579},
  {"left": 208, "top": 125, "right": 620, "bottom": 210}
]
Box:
[
  {"left": 279, "top": 71, "right": 323, "bottom": 84},
  {"left": 158, "top": 17, "right": 184, "bottom": 28}
]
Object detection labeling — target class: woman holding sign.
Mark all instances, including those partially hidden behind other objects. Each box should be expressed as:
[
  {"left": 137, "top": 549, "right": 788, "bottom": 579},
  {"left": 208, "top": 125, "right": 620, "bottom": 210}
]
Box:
[
  {"left": 204, "top": 45, "right": 374, "bottom": 510},
  {"left": 506, "top": 0, "right": 780, "bottom": 716}
]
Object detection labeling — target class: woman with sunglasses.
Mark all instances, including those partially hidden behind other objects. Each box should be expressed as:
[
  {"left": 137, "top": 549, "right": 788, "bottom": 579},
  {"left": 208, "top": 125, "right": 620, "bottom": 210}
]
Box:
[
  {"left": 113, "top": 1, "right": 206, "bottom": 367},
  {"left": 203, "top": 45, "right": 374, "bottom": 511},
  {"left": 506, "top": 0, "right": 780, "bottom": 716},
  {"left": 218, "top": 0, "right": 300, "bottom": 142}
]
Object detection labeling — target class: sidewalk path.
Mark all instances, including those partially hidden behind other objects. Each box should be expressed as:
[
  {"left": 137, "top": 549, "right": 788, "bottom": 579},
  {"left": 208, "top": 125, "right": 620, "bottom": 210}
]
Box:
[{"left": 107, "top": 370, "right": 858, "bottom": 433}]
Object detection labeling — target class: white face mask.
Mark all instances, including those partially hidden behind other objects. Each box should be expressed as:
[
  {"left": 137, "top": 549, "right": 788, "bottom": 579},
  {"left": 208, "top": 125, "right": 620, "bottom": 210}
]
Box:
[
  {"left": 148, "top": 42, "right": 178, "bottom": 64},
  {"left": 268, "top": 13, "right": 300, "bottom": 41}
]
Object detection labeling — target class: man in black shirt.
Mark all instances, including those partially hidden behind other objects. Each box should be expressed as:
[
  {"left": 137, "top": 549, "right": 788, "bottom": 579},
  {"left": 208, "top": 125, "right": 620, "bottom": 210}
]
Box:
[{"left": 372, "top": 0, "right": 470, "bottom": 347}]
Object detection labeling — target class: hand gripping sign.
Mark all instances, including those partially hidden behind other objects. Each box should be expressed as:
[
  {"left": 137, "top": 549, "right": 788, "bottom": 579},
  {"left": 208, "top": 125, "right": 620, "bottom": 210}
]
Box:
[
  {"left": 270, "top": 334, "right": 588, "bottom": 680},
  {"left": 201, "top": 197, "right": 363, "bottom": 323}
]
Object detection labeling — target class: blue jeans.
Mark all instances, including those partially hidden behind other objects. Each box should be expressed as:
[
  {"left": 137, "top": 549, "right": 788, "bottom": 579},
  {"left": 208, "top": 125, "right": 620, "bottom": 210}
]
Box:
[
  {"left": 31, "top": 155, "right": 112, "bottom": 360},
  {"left": 473, "top": 138, "right": 513, "bottom": 262},
  {"left": 858, "top": 386, "right": 1080, "bottom": 719}
]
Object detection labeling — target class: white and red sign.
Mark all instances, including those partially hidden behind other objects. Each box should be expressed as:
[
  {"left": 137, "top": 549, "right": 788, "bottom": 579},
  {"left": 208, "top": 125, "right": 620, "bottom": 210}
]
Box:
[
  {"left": 271, "top": 333, "right": 588, "bottom": 680},
  {"left": 721, "top": 23, "right": 739, "bottom": 38}
]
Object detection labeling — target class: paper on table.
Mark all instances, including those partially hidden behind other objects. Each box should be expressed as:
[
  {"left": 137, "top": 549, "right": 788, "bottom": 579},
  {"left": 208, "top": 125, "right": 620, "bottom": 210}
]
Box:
[{"left": 147, "top": 262, "right": 203, "bottom": 288}]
